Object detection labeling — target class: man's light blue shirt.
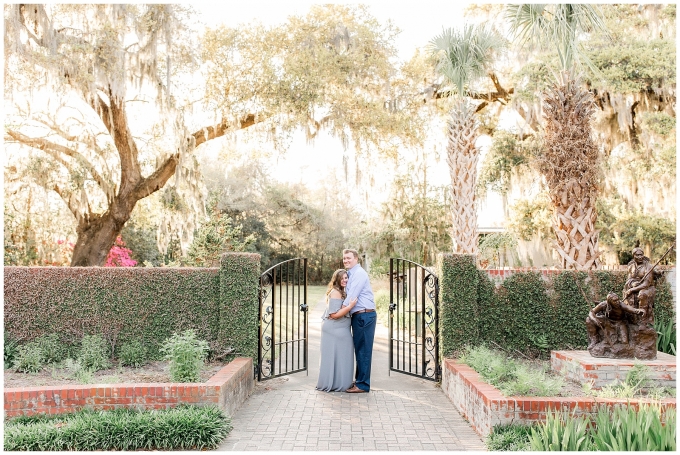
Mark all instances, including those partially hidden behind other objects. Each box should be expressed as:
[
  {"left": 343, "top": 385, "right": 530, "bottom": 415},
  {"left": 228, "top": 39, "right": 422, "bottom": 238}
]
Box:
[{"left": 343, "top": 264, "right": 375, "bottom": 314}]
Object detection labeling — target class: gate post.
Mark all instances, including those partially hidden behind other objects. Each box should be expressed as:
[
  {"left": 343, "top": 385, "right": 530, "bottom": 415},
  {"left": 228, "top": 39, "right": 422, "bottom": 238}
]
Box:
[
  {"left": 219, "top": 253, "right": 261, "bottom": 360},
  {"left": 437, "top": 253, "right": 479, "bottom": 358}
]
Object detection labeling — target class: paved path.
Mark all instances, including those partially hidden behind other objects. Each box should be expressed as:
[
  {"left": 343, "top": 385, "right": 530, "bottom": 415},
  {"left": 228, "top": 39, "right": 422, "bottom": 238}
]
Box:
[{"left": 218, "top": 297, "right": 485, "bottom": 451}]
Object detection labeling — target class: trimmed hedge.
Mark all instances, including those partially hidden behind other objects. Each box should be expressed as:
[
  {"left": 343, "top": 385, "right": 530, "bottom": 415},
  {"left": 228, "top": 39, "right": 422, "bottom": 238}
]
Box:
[
  {"left": 4, "top": 253, "right": 261, "bottom": 360},
  {"left": 219, "top": 253, "right": 260, "bottom": 360},
  {"left": 438, "top": 254, "right": 479, "bottom": 357},
  {"left": 438, "top": 254, "right": 676, "bottom": 355}
]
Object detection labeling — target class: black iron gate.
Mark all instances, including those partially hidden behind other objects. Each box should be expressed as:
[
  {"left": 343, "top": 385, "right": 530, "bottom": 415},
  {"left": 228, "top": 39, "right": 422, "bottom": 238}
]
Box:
[
  {"left": 257, "top": 258, "right": 309, "bottom": 381},
  {"left": 389, "top": 258, "right": 440, "bottom": 381}
]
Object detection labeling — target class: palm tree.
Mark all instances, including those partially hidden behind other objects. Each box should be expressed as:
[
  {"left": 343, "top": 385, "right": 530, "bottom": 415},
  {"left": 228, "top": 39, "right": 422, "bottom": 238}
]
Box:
[
  {"left": 429, "top": 25, "right": 506, "bottom": 255},
  {"left": 506, "top": 4, "right": 608, "bottom": 270}
]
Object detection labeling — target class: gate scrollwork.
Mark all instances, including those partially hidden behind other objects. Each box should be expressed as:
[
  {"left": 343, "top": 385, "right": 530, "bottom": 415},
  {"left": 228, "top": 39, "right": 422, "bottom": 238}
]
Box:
[
  {"left": 389, "top": 258, "right": 440, "bottom": 381},
  {"left": 257, "top": 258, "right": 308, "bottom": 381}
]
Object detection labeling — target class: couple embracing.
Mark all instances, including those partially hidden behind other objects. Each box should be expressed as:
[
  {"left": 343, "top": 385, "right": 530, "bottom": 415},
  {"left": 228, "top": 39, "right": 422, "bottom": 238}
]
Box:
[{"left": 316, "top": 249, "right": 376, "bottom": 393}]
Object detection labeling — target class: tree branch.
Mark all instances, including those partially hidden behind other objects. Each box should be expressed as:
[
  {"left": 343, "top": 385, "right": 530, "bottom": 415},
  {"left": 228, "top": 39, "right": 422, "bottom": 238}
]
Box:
[
  {"left": 5, "top": 129, "right": 114, "bottom": 199},
  {"left": 431, "top": 72, "right": 514, "bottom": 110},
  {"left": 191, "top": 113, "right": 259, "bottom": 148},
  {"left": 106, "top": 90, "right": 142, "bottom": 192},
  {"left": 30, "top": 178, "right": 85, "bottom": 225},
  {"left": 132, "top": 153, "right": 180, "bottom": 201}
]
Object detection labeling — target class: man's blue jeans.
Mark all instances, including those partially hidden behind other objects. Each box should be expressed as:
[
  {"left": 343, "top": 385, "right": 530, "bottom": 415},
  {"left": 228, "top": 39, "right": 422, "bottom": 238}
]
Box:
[{"left": 351, "top": 311, "right": 377, "bottom": 392}]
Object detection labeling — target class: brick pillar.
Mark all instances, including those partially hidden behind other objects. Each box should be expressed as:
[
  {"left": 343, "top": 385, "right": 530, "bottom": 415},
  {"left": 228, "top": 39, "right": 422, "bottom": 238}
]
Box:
[
  {"left": 219, "top": 253, "right": 261, "bottom": 360},
  {"left": 437, "top": 253, "right": 479, "bottom": 357}
]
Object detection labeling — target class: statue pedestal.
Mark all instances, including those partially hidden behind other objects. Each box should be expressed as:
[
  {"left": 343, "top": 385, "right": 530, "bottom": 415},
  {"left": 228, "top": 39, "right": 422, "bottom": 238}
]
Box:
[
  {"left": 551, "top": 350, "right": 676, "bottom": 390},
  {"left": 588, "top": 320, "right": 657, "bottom": 360}
]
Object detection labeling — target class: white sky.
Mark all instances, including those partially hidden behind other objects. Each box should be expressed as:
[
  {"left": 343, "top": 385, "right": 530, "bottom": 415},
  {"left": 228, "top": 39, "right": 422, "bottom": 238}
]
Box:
[{"left": 196, "top": 1, "right": 468, "bottom": 61}]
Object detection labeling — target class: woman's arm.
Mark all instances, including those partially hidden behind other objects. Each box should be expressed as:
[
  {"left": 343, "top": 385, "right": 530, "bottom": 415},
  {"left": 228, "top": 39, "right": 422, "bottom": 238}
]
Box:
[{"left": 329, "top": 291, "right": 358, "bottom": 319}]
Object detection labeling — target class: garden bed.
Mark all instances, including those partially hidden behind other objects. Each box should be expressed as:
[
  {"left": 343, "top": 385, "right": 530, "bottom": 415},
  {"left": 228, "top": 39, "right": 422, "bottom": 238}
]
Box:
[
  {"left": 4, "top": 357, "right": 254, "bottom": 419},
  {"left": 441, "top": 358, "right": 676, "bottom": 437},
  {"left": 4, "top": 360, "right": 225, "bottom": 389}
]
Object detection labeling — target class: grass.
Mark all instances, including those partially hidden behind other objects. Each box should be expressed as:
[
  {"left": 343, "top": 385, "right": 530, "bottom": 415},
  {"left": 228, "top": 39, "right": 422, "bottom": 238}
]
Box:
[
  {"left": 4, "top": 405, "right": 232, "bottom": 451},
  {"left": 460, "top": 345, "right": 564, "bottom": 396},
  {"left": 374, "top": 289, "right": 390, "bottom": 327},
  {"left": 259, "top": 285, "right": 326, "bottom": 373},
  {"left": 307, "top": 285, "right": 327, "bottom": 305}
]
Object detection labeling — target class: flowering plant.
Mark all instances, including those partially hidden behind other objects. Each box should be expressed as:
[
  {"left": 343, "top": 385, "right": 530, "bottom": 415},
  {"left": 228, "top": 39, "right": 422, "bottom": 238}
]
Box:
[{"left": 105, "top": 237, "right": 137, "bottom": 267}]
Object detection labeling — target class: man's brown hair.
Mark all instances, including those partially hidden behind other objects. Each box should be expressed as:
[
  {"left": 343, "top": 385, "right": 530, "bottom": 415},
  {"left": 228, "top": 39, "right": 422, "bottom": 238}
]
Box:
[{"left": 343, "top": 248, "right": 359, "bottom": 259}]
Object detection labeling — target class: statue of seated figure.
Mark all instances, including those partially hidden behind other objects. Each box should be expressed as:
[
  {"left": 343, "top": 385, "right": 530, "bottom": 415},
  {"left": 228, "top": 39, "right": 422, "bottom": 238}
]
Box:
[{"left": 586, "top": 292, "right": 645, "bottom": 358}]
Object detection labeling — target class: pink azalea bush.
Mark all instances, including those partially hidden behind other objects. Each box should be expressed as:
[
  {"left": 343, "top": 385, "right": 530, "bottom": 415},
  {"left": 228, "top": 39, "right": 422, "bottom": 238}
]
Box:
[{"left": 105, "top": 237, "right": 137, "bottom": 267}]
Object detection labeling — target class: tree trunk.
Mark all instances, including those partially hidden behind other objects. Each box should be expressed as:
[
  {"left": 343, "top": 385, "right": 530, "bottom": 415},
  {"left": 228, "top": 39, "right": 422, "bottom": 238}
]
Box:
[
  {"left": 541, "top": 73, "right": 601, "bottom": 270},
  {"left": 69, "top": 92, "right": 182, "bottom": 266},
  {"left": 70, "top": 200, "right": 135, "bottom": 266},
  {"left": 446, "top": 99, "right": 479, "bottom": 255}
]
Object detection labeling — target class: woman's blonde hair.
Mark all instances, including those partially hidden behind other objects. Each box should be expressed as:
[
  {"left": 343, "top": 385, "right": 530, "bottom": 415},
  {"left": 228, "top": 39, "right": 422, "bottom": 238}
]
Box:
[{"left": 325, "top": 269, "right": 347, "bottom": 302}]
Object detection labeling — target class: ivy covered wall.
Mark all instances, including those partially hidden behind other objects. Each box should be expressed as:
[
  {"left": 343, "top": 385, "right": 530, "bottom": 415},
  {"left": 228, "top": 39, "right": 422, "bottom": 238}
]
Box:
[
  {"left": 4, "top": 253, "right": 261, "bottom": 359},
  {"left": 438, "top": 253, "right": 676, "bottom": 356}
]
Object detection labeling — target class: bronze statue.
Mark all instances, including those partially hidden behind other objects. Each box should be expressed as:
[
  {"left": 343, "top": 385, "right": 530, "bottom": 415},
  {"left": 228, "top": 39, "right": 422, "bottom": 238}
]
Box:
[
  {"left": 586, "top": 292, "right": 644, "bottom": 349},
  {"left": 586, "top": 246, "right": 663, "bottom": 360},
  {"left": 622, "top": 247, "right": 655, "bottom": 325}
]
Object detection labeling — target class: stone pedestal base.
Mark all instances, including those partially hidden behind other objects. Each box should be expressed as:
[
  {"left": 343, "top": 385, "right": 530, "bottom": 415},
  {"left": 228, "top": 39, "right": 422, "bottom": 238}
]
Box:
[
  {"left": 552, "top": 350, "right": 676, "bottom": 390},
  {"left": 588, "top": 321, "right": 657, "bottom": 360}
]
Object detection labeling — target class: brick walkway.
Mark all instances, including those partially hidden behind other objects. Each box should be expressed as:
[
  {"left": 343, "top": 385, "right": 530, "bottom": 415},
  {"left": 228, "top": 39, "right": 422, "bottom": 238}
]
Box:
[{"left": 217, "top": 299, "right": 486, "bottom": 451}]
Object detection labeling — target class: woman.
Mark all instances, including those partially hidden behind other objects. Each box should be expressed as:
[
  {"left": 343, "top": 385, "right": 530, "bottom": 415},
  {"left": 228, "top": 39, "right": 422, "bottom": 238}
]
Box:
[{"left": 316, "top": 269, "right": 357, "bottom": 392}]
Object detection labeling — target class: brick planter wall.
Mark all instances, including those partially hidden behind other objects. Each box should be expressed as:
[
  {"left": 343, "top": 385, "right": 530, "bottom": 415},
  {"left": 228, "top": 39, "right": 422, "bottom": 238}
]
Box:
[
  {"left": 4, "top": 357, "right": 254, "bottom": 419},
  {"left": 441, "top": 358, "right": 676, "bottom": 438},
  {"left": 552, "top": 350, "right": 676, "bottom": 390}
]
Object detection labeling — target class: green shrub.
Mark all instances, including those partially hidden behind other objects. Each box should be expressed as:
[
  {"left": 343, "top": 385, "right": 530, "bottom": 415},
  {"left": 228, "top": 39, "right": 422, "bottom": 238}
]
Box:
[
  {"left": 591, "top": 404, "right": 676, "bottom": 451},
  {"left": 4, "top": 331, "right": 20, "bottom": 369},
  {"left": 625, "top": 362, "right": 651, "bottom": 390},
  {"left": 78, "top": 334, "right": 110, "bottom": 371},
  {"left": 487, "top": 424, "right": 533, "bottom": 451},
  {"left": 161, "top": 330, "right": 209, "bottom": 382},
  {"left": 529, "top": 408, "right": 593, "bottom": 451},
  {"left": 438, "top": 254, "right": 479, "bottom": 356},
  {"left": 655, "top": 318, "right": 676, "bottom": 355},
  {"left": 460, "top": 345, "right": 564, "bottom": 397},
  {"left": 51, "top": 358, "right": 83, "bottom": 379},
  {"left": 74, "top": 367, "right": 95, "bottom": 384},
  {"left": 35, "top": 333, "right": 66, "bottom": 364},
  {"left": 10, "top": 333, "right": 69, "bottom": 372},
  {"left": 450, "top": 266, "right": 677, "bottom": 357},
  {"left": 528, "top": 404, "right": 675, "bottom": 451},
  {"left": 13, "top": 342, "right": 45, "bottom": 373},
  {"left": 118, "top": 340, "right": 147, "bottom": 368},
  {"left": 3, "top": 405, "right": 232, "bottom": 451}
]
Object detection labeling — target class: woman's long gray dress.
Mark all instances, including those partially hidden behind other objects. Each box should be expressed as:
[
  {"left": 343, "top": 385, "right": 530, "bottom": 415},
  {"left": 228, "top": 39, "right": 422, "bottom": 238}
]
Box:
[{"left": 316, "top": 298, "right": 355, "bottom": 392}]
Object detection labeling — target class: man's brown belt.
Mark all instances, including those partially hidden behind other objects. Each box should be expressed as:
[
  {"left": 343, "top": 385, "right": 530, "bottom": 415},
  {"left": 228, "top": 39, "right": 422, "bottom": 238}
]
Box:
[{"left": 353, "top": 309, "right": 375, "bottom": 314}]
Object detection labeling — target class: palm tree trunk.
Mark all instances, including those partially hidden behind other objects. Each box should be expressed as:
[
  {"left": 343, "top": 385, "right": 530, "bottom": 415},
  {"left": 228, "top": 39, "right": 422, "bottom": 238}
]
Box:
[
  {"left": 447, "top": 99, "right": 479, "bottom": 255},
  {"left": 541, "top": 73, "right": 601, "bottom": 270}
]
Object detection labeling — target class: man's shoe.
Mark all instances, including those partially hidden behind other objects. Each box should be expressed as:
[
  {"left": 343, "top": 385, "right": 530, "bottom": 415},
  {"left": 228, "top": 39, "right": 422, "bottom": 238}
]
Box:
[{"left": 346, "top": 386, "right": 367, "bottom": 393}]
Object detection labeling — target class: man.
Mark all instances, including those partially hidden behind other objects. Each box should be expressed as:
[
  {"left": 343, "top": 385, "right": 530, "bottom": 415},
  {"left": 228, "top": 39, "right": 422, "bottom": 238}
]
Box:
[
  {"left": 586, "top": 292, "right": 645, "bottom": 349},
  {"left": 623, "top": 247, "right": 656, "bottom": 325},
  {"left": 341, "top": 248, "right": 376, "bottom": 393}
]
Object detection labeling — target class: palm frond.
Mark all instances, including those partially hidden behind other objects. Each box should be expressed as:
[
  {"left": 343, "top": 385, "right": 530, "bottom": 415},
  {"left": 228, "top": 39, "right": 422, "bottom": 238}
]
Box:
[
  {"left": 428, "top": 24, "right": 506, "bottom": 97},
  {"left": 505, "top": 3, "right": 609, "bottom": 72}
]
